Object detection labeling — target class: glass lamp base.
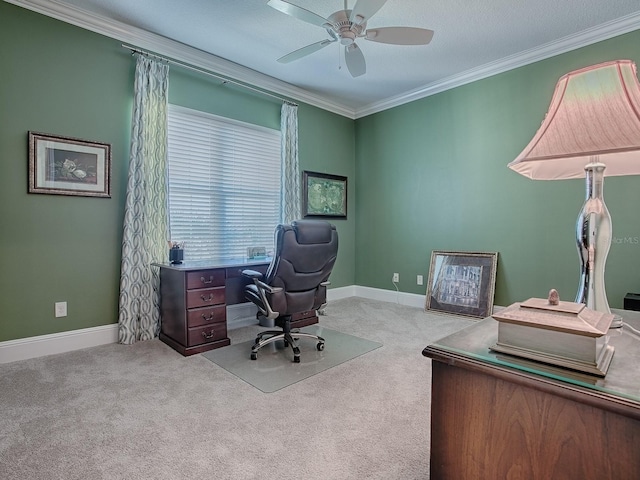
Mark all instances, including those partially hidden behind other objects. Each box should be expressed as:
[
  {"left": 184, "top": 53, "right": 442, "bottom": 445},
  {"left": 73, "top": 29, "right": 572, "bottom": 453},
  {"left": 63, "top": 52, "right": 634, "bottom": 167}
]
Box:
[{"left": 575, "top": 162, "right": 612, "bottom": 314}]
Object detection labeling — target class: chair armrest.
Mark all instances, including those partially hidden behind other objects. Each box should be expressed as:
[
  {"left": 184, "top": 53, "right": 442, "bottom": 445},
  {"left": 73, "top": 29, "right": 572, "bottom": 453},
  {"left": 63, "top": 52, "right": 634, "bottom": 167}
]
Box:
[
  {"left": 242, "top": 269, "right": 282, "bottom": 295},
  {"left": 243, "top": 269, "right": 282, "bottom": 320},
  {"left": 242, "top": 269, "right": 264, "bottom": 280},
  {"left": 255, "top": 280, "right": 282, "bottom": 295}
]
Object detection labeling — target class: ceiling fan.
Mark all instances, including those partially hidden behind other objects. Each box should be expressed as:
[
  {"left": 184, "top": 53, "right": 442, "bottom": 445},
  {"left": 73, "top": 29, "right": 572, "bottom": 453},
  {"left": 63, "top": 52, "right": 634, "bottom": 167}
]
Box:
[{"left": 267, "top": 0, "right": 434, "bottom": 77}]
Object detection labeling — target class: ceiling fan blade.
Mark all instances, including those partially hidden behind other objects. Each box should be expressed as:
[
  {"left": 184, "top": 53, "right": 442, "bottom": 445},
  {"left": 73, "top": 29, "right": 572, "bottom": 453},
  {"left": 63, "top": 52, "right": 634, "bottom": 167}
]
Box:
[
  {"left": 365, "top": 27, "right": 434, "bottom": 45},
  {"left": 267, "top": 0, "right": 330, "bottom": 28},
  {"left": 349, "top": 0, "right": 388, "bottom": 25},
  {"left": 345, "top": 44, "right": 366, "bottom": 77},
  {"left": 277, "top": 39, "right": 334, "bottom": 64}
]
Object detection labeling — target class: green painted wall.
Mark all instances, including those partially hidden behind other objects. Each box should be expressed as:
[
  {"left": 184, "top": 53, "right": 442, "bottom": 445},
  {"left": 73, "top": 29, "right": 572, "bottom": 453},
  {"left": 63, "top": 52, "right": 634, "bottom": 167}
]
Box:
[
  {"left": 297, "top": 104, "right": 355, "bottom": 286},
  {"left": 0, "top": 3, "right": 355, "bottom": 342},
  {"left": 0, "top": 4, "right": 132, "bottom": 342},
  {"left": 354, "top": 29, "right": 640, "bottom": 308}
]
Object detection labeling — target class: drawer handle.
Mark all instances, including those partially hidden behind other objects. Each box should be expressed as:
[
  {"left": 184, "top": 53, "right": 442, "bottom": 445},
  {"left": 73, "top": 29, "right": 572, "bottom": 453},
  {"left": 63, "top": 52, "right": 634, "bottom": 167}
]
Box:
[
  {"left": 202, "top": 330, "right": 216, "bottom": 340},
  {"left": 200, "top": 293, "right": 214, "bottom": 302},
  {"left": 201, "top": 275, "right": 214, "bottom": 285},
  {"left": 201, "top": 313, "right": 215, "bottom": 322}
]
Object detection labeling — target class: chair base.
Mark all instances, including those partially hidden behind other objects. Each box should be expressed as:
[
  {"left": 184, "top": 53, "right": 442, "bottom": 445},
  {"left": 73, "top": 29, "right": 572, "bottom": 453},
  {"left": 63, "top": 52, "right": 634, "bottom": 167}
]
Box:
[{"left": 250, "top": 328, "right": 325, "bottom": 363}]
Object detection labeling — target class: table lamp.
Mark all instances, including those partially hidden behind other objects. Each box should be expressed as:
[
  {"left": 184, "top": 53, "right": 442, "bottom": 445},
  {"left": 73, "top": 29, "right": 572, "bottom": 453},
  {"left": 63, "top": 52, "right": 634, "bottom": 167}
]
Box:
[{"left": 508, "top": 60, "right": 640, "bottom": 326}]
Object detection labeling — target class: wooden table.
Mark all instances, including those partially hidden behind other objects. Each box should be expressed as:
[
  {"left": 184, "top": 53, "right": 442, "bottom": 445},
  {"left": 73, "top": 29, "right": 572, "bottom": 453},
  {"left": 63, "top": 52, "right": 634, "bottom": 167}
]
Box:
[{"left": 422, "top": 309, "right": 640, "bottom": 480}]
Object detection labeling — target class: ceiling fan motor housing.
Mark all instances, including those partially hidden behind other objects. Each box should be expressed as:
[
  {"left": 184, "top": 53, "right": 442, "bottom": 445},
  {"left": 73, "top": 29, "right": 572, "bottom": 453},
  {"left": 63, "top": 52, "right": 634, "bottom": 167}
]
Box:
[{"left": 326, "top": 10, "right": 365, "bottom": 46}]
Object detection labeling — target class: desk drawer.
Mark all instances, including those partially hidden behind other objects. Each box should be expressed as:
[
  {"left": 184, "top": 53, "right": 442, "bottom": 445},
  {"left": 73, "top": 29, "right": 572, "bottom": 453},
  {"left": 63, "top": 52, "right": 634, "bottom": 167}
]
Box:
[
  {"left": 187, "top": 269, "right": 225, "bottom": 290},
  {"left": 187, "top": 305, "right": 226, "bottom": 328},
  {"left": 186, "top": 287, "right": 225, "bottom": 308},
  {"left": 188, "top": 323, "right": 227, "bottom": 347}
]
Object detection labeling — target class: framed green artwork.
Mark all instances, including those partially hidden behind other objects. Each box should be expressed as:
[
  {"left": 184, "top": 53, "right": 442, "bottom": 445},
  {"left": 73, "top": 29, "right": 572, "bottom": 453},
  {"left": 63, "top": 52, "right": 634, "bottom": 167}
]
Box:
[{"left": 302, "top": 171, "right": 347, "bottom": 219}]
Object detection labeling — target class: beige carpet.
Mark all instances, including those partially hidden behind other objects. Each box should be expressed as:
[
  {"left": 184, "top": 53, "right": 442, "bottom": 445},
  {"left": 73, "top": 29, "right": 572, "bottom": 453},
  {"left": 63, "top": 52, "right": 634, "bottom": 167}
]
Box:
[{"left": 0, "top": 297, "right": 476, "bottom": 480}]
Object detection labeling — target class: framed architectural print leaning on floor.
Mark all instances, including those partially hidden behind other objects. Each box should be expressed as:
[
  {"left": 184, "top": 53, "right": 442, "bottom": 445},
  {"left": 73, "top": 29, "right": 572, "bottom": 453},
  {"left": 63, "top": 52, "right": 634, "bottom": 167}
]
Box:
[{"left": 426, "top": 250, "right": 498, "bottom": 318}]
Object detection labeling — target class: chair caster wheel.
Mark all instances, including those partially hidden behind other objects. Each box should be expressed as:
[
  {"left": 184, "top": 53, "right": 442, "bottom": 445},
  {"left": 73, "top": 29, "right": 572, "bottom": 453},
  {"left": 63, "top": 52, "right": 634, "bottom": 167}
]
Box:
[
  {"left": 293, "top": 356, "right": 300, "bottom": 363},
  {"left": 317, "top": 342, "right": 325, "bottom": 351},
  {"left": 250, "top": 352, "right": 258, "bottom": 360}
]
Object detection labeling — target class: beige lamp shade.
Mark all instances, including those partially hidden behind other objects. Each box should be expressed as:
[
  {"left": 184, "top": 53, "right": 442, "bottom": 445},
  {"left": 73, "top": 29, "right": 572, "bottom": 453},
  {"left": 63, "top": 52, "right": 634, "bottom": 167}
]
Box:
[{"left": 508, "top": 59, "right": 640, "bottom": 180}]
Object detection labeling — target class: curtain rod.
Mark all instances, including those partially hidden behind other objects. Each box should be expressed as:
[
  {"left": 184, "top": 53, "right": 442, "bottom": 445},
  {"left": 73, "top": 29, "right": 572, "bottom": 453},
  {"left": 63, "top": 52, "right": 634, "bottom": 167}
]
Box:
[{"left": 122, "top": 44, "right": 297, "bottom": 107}]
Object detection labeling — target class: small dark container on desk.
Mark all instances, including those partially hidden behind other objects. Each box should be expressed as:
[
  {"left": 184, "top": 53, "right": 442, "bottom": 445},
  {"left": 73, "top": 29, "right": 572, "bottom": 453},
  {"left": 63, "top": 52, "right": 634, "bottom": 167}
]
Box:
[{"left": 169, "top": 248, "right": 183, "bottom": 264}]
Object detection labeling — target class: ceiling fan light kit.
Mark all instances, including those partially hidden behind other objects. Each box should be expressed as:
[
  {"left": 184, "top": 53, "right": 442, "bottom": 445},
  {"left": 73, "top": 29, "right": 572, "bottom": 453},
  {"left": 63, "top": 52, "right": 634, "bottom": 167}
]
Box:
[{"left": 267, "top": 0, "right": 434, "bottom": 77}]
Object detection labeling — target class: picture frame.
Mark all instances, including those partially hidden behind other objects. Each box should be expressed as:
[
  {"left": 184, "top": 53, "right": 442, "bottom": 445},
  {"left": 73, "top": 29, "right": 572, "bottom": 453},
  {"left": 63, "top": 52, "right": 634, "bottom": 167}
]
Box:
[
  {"left": 425, "top": 250, "right": 498, "bottom": 319},
  {"left": 28, "top": 131, "right": 111, "bottom": 198},
  {"left": 302, "top": 171, "right": 347, "bottom": 219}
]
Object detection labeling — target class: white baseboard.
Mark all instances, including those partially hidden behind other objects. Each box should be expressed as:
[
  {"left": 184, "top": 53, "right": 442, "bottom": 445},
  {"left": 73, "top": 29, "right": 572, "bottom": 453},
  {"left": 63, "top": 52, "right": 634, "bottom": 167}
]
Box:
[
  {"left": 0, "top": 324, "right": 118, "bottom": 364},
  {"left": 327, "top": 285, "right": 357, "bottom": 302},
  {"left": 0, "top": 285, "right": 428, "bottom": 364},
  {"left": 352, "top": 286, "right": 426, "bottom": 308}
]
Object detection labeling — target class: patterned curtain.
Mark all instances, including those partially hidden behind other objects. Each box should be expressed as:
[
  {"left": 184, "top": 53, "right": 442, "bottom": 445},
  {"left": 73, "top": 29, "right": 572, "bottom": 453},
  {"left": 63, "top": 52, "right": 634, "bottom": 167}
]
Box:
[
  {"left": 118, "top": 54, "right": 170, "bottom": 344},
  {"left": 280, "top": 102, "right": 301, "bottom": 223}
]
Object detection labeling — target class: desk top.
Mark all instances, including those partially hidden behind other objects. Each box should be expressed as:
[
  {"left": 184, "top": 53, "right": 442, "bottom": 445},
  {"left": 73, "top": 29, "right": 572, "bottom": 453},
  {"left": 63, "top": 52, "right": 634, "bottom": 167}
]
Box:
[
  {"left": 423, "top": 308, "right": 640, "bottom": 406},
  {"left": 152, "top": 257, "right": 272, "bottom": 272}
]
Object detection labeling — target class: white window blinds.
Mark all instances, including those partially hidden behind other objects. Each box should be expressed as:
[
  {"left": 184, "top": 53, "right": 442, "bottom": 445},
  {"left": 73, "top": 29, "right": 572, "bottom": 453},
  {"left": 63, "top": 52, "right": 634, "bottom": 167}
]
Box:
[{"left": 167, "top": 104, "right": 281, "bottom": 261}]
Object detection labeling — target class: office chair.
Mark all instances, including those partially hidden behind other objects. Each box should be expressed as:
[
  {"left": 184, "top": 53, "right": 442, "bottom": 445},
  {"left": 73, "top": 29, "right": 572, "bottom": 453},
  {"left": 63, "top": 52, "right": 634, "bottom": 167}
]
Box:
[{"left": 242, "top": 220, "right": 338, "bottom": 363}]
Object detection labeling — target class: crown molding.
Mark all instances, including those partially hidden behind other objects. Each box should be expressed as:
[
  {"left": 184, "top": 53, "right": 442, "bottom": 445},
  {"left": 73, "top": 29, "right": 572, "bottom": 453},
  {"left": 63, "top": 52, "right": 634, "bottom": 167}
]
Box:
[
  {"left": 354, "top": 10, "right": 640, "bottom": 118},
  {"left": 5, "top": 0, "right": 357, "bottom": 119},
  {"left": 6, "top": 0, "right": 640, "bottom": 121}
]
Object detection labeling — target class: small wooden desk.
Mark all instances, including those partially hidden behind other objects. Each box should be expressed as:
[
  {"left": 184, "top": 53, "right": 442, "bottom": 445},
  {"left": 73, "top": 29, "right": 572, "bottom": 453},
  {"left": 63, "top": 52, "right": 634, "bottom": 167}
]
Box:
[
  {"left": 154, "top": 259, "right": 271, "bottom": 356},
  {"left": 422, "top": 310, "right": 640, "bottom": 480}
]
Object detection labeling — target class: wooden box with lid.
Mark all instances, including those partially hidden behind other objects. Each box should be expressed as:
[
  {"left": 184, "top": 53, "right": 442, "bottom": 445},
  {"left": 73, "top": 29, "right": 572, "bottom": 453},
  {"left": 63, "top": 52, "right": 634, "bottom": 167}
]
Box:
[{"left": 490, "top": 289, "right": 615, "bottom": 376}]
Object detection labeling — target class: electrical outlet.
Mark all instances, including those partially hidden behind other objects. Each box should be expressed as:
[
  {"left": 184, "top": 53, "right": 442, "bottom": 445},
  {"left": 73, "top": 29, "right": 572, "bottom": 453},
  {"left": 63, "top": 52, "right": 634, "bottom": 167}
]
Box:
[
  {"left": 392, "top": 273, "right": 399, "bottom": 283},
  {"left": 55, "top": 301, "right": 67, "bottom": 318},
  {"left": 417, "top": 275, "right": 424, "bottom": 285}
]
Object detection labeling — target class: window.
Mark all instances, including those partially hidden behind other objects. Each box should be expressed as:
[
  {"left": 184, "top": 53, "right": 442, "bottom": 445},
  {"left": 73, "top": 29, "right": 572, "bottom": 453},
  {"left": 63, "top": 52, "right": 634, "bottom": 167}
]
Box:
[{"left": 167, "top": 105, "right": 281, "bottom": 261}]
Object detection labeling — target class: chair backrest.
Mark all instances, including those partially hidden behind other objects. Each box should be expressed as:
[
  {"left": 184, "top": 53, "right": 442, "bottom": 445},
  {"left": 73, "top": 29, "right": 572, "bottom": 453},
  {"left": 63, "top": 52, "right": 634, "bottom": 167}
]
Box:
[{"left": 264, "top": 220, "right": 338, "bottom": 315}]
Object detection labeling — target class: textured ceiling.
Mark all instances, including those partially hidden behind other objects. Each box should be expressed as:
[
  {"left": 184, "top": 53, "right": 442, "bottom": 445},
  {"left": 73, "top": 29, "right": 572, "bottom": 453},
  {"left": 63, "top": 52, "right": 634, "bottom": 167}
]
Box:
[{"left": 11, "top": 0, "right": 640, "bottom": 117}]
